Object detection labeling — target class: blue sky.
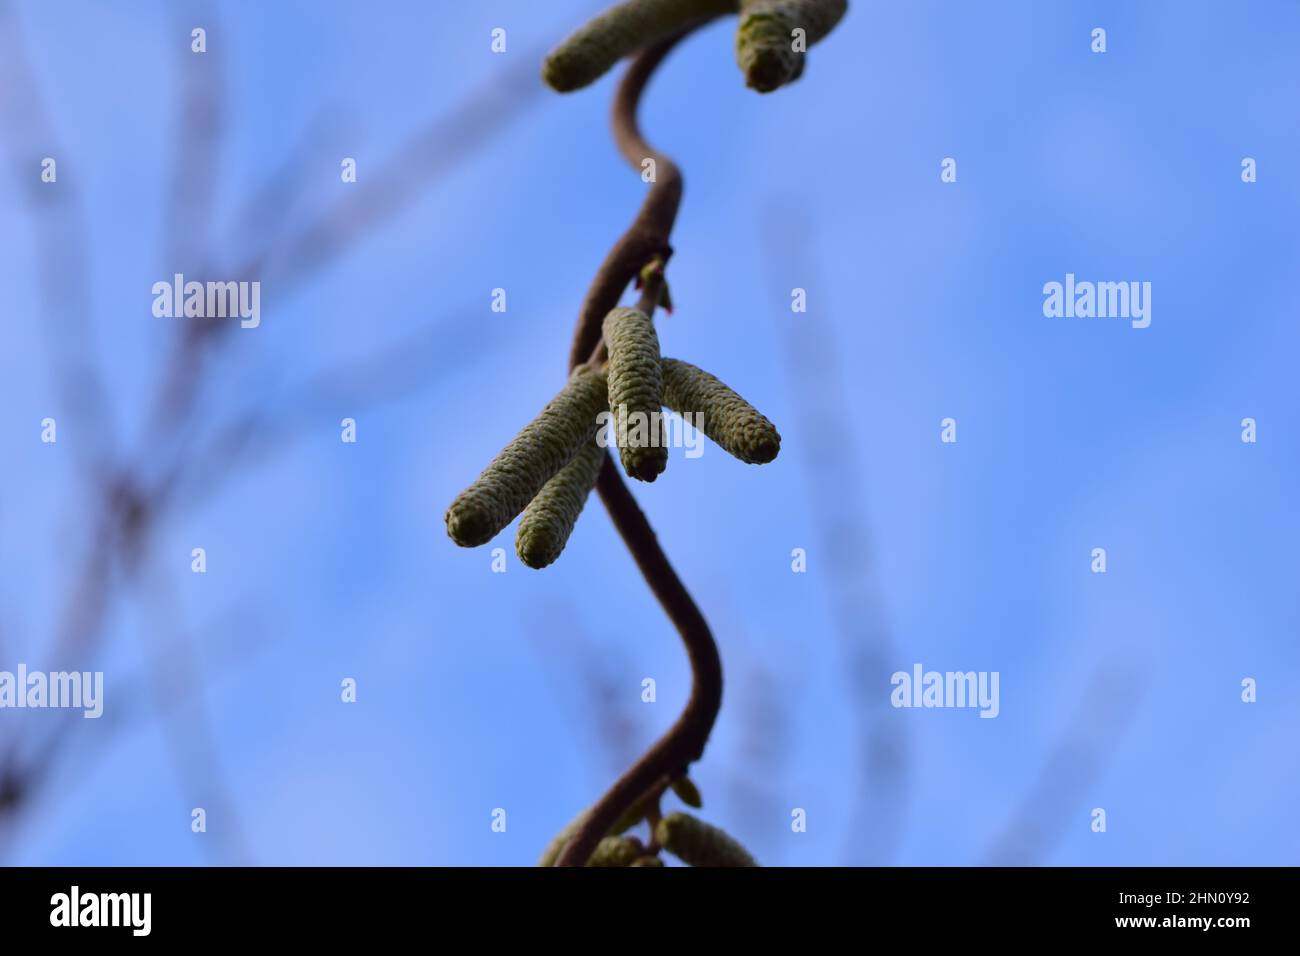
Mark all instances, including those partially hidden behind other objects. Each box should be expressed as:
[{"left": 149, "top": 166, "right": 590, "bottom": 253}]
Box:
[{"left": 0, "top": 0, "right": 1296, "bottom": 866}]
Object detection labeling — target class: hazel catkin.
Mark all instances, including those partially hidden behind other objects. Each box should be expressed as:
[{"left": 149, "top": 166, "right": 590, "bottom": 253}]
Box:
[
  {"left": 543, "top": 0, "right": 741, "bottom": 93},
  {"left": 587, "top": 835, "right": 643, "bottom": 867},
  {"left": 735, "top": 0, "right": 847, "bottom": 92},
  {"left": 603, "top": 307, "right": 669, "bottom": 482},
  {"left": 660, "top": 357, "right": 780, "bottom": 464},
  {"left": 655, "top": 811, "right": 758, "bottom": 867},
  {"left": 515, "top": 437, "right": 606, "bottom": 569},
  {"left": 445, "top": 366, "right": 608, "bottom": 549}
]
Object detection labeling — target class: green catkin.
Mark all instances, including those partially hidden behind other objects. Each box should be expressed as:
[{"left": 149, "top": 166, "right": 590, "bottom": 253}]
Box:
[
  {"left": 660, "top": 357, "right": 781, "bottom": 464},
  {"left": 515, "top": 437, "right": 606, "bottom": 569},
  {"left": 543, "top": 0, "right": 741, "bottom": 93},
  {"left": 445, "top": 366, "right": 608, "bottom": 549},
  {"left": 587, "top": 836, "right": 643, "bottom": 867},
  {"left": 603, "top": 308, "right": 669, "bottom": 482},
  {"left": 670, "top": 776, "right": 703, "bottom": 808},
  {"left": 655, "top": 812, "right": 759, "bottom": 867},
  {"left": 630, "top": 855, "right": 665, "bottom": 867},
  {"left": 540, "top": 793, "right": 651, "bottom": 866},
  {"left": 735, "top": 0, "right": 847, "bottom": 92},
  {"left": 539, "top": 804, "right": 645, "bottom": 865}
]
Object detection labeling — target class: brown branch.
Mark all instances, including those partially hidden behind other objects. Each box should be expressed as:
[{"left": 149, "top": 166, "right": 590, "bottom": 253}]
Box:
[
  {"left": 553, "top": 457, "right": 722, "bottom": 866},
  {"left": 565, "top": 24, "right": 695, "bottom": 371},
  {"left": 554, "top": 23, "right": 724, "bottom": 868}
]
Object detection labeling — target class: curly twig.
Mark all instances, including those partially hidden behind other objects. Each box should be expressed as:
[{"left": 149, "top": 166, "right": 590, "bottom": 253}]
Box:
[
  {"left": 555, "top": 23, "right": 724, "bottom": 868},
  {"left": 565, "top": 23, "right": 697, "bottom": 371}
]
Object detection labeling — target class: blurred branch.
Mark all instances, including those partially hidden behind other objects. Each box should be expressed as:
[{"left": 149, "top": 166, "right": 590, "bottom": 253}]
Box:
[
  {"left": 0, "top": 595, "right": 270, "bottom": 863},
  {"left": 219, "top": 111, "right": 343, "bottom": 283},
  {"left": 135, "top": 557, "right": 252, "bottom": 865},
  {"left": 722, "top": 660, "right": 790, "bottom": 857},
  {"left": 256, "top": 57, "right": 547, "bottom": 294},
  {"left": 152, "top": 43, "right": 549, "bottom": 436},
  {"left": 0, "top": 1, "right": 119, "bottom": 471},
  {"left": 165, "top": 304, "right": 488, "bottom": 512},
  {"left": 761, "top": 206, "right": 909, "bottom": 865},
  {"left": 0, "top": 9, "right": 547, "bottom": 862},
  {"left": 982, "top": 666, "right": 1142, "bottom": 865},
  {"left": 526, "top": 600, "right": 642, "bottom": 778},
  {"left": 162, "top": 8, "right": 224, "bottom": 274}
]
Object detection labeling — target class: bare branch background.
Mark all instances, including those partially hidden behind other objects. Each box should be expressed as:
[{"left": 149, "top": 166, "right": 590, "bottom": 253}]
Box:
[
  {"left": 0, "top": 1, "right": 550, "bottom": 863},
  {"left": 2, "top": 0, "right": 1294, "bottom": 868}
]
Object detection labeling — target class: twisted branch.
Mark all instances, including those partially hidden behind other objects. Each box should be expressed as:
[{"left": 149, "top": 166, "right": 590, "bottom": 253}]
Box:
[
  {"left": 554, "top": 23, "right": 724, "bottom": 867},
  {"left": 566, "top": 25, "right": 692, "bottom": 370}
]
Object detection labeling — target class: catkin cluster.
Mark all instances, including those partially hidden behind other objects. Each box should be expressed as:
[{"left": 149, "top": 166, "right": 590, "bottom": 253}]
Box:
[
  {"left": 445, "top": 366, "right": 608, "bottom": 568},
  {"left": 540, "top": 777, "right": 757, "bottom": 867},
  {"left": 543, "top": 0, "right": 847, "bottom": 94},
  {"left": 508, "top": 0, "right": 841, "bottom": 873},
  {"left": 600, "top": 308, "right": 781, "bottom": 481},
  {"left": 446, "top": 306, "right": 780, "bottom": 569}
]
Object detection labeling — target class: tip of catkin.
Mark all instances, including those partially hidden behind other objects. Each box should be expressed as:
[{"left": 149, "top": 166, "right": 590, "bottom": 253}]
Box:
[
  {"left": 743, "top": 49, "right": 797, "bottom": 92},
  {"left": 541, "top": 53, "right": 580, "bottom": 92},
  {"left": 736, "top": 13, "right": 802, "bottom": 93},
  {"left": 516, "top": 528, "right": 560, "bottom": 570},
  {"left": 629, "top": 453, "right": 667, "bottom": 483},
  {"left": 445, "top": 500, "right": 495, "bottom": 549},
  {"left": 749, "top": 429, "right": 781, "bottom": 464}
]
